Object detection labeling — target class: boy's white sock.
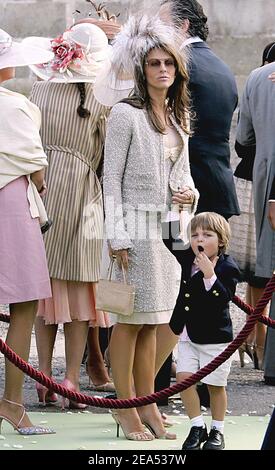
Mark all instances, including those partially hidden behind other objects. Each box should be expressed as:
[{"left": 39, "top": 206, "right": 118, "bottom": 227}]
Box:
[
  {"left": 211, "top": 419, "right": 224, "bottom": 433},
  {"left": 190, "top": 415, "right": 205, "bottom": 428}
]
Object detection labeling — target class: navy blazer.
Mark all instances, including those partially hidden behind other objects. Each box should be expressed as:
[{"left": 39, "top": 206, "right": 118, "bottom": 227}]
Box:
[
  {"left": 188, "top": 42, "right": 240, "bottom": 218},
  {"left": 269, "top": 175, "right": 275, "bottom": 200},
  {"left": 163, "top": 222, "right": 241, "bottom": 344}
]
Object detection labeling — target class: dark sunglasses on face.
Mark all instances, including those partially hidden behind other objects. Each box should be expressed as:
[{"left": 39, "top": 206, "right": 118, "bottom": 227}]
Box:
[{"left": 145, "top": 58, "right": 176, "bottom": 68}]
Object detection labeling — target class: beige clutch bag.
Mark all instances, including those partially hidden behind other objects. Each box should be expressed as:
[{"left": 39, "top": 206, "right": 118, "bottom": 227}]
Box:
[{"left": 96, "top": 258, "right": 135, "bottom": 316}]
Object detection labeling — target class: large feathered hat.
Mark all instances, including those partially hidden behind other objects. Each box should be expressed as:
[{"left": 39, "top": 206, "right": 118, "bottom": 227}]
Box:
[{"left": 93, "top": 14, "right": 185, "bottom": 106}]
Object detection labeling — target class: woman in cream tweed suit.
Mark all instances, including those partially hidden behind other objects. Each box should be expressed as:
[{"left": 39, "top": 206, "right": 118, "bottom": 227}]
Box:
[{"left": 103, "top": 16, "right": 199, "bottom": 441}]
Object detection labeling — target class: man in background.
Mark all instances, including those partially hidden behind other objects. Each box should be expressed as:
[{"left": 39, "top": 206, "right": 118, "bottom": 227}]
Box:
[
  {"left": 236, "top": 61, "right": 275, "bottom": 385},
  {"left": 160, "top": 0, "right": 240, "bottom": 220}
]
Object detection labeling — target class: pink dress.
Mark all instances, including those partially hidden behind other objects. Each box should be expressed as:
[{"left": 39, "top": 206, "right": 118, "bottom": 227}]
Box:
[
  {"left": 0, "top": 176, "right": 51, "bottom": 304},
  {"left": 38, "top": 280, "right": 108, "bottom": 327}
]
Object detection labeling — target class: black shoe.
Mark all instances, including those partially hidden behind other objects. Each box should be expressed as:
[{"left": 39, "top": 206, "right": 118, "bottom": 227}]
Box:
[
  {"left": 202, "top": 428, "right": 225, "bottom": 450},
  {"left": 182, "top": 426, "right": 208, "bottom": 450},
  {"left": 264, "top": 376, "right": 275, "bottom": 386}
]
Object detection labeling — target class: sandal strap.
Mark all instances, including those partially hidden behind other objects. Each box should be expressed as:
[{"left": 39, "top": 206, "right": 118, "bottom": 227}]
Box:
[{"left": 2, "top": 398, "right": 26, "bottom": 428}]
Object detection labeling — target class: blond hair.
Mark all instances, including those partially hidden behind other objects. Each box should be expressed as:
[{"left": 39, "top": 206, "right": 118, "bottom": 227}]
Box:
[{"left": 190, "top": 212, "right": 231, "bottom": 253}]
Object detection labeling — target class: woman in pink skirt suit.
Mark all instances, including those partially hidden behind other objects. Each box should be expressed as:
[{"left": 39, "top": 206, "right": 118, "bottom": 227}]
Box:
[{"left": 0, "top": 29, "right": 54, "bottom": 435}]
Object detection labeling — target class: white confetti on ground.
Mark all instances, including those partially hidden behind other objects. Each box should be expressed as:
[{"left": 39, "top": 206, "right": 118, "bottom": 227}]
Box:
[{"left": 13, "top": 444, "right": 23, "bottom": 449}]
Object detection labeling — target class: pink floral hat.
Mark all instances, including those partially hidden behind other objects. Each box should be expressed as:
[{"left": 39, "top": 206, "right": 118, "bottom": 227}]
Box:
[{"left": 23, "top": 22, "right": 111, "bottom": 83}]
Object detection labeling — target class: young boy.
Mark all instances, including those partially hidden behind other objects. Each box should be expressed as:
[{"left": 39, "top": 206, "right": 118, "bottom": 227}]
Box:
[{"left": 164, "top": 212, "right": 240, "bottom": 450}]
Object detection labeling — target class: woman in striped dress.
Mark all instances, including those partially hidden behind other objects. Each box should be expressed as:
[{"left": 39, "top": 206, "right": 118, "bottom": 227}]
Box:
[{"left": 27, "top": 22, "right": 113, "bottom": 406}]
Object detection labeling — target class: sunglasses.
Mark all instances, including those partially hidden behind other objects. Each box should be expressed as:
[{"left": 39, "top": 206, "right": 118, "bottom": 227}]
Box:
[{"left": 145, "top": 58, "right": 176, "bottom": 68}]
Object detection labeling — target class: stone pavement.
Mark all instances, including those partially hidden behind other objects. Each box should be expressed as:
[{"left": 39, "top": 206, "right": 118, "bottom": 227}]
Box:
[{"left": 0, "top": 283, "right": 275, "bottom": 418}]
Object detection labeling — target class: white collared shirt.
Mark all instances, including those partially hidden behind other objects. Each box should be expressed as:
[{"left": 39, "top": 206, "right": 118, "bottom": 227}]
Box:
[{"left": 182, "top": 36, "right": 203, "bottom": 47}]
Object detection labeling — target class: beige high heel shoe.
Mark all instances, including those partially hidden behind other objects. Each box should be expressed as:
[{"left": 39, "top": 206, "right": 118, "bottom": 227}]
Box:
[
  {"left": 142, "top": 420, "right": 177, "bottom": 440},
  {"left": 111, "top": 411, "right": 154, "bottom": 441},
  {"left": 0, "top": 398, "right": 55, "bottom": 435},
  {"left": 85, "top": 363, "right": 115, "bottom": 392}
]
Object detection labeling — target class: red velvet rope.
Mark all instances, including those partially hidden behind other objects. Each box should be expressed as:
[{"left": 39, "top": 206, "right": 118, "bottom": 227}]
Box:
[
  {"left": 0, "top": 274, "right": 275, "bottom": 409},
  {"left": 233, "top": 295, "right": 275, "bottom": 327}
]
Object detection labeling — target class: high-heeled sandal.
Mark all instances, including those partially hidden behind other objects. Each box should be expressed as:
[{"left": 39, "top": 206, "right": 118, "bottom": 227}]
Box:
[
  {"left": 60, "top": 378, "right": 88, "bottom": 410},
  {"left": 161, "top": 412, "right": 174, "bottom": 428},
  {"left": 238, "top": 343, "right": 254, "bottom": 367},
  {"left": 85, "top": 363, "right": 115, "bottom": 392},
  {"left": 0, "top": 398, "right": 55, "bottom": 435},
  {"left": 142, "top": 420, "right": 177, "bottom": 440},
  {"left": 111, "top": 411, "right": 154, "bottom": 441},
  {"left": 36, "top": 382, "right": 58, "bottom": 406}
]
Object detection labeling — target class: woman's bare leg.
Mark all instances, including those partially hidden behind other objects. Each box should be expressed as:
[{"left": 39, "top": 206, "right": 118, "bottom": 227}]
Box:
[
  {"left": 155, "top": 324, "right": 178, "bottom": 375},
  {"left": 64, "top": 320, "right": 89, "bottom": 386},
  {"left": 35, "top": 315, "right": 58, "bottom": 377},
  {"left": 251, "top": 286, "right": 269, "bottom": 368},
  {"left": 109, "top": 323, "right": 145, "bottom": 433},
  {"left": 86, "top": 327, "right": 111, "bottom": 385},
  {"left": 0, "top": 301, "right": 38, "bottom": 426}
]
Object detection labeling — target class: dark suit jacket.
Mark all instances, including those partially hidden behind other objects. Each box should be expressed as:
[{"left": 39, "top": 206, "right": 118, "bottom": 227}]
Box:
[
  {"left": 234, "top": 140, "right": 256, "bottom": 182},
  {"left": 188, "top": 42, "right": 240, "bottom": 218},
  {"left": 269, "top": 175, "right": 275, "bottom": 200},
  {"left": 163, "top": 223, "right": 241, "bottom": 344}
]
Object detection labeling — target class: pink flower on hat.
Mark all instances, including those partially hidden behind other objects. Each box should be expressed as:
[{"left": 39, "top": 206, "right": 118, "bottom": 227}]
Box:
[{"left": 50, "top": 34, "right": 84, "bottom": 74}]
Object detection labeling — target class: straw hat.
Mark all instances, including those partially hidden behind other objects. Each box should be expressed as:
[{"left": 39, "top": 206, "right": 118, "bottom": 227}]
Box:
[
  {"left": 0, "top": 29, "right": 54, "bottom": 70},
  {"left": 23, "top": 23, "right": 111, "bottom": 83}
]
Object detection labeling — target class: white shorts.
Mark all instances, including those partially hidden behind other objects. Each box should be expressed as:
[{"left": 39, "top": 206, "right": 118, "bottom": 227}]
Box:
[{"left": 176, "top": 341, "right": 232, "bottom": 387}]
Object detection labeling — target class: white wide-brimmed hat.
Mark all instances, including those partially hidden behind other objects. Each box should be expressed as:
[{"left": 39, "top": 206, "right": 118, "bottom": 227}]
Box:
[
  {"left": 0, "top": 29, "right": 54, "bottom": 70},
  {"left": 23, "top": 23, "right": 111, "bottom": 83}
]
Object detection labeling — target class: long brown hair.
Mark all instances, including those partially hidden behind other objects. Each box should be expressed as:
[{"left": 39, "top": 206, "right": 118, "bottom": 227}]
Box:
[{"left": 122, "top": 44, "right": 190, "bottom": 135}]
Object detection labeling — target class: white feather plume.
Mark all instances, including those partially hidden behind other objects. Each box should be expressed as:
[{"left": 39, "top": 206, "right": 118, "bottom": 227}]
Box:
[
  {"left": 111, "top": 14, "right": 183, "bottom": 77},
  {"left": 93, "top": 14, "right": 186, "bottom": 107}
]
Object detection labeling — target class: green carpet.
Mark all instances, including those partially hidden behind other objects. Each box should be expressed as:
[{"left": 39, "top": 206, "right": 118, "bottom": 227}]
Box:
[{"left": 0, "top": 413, "right": 269, "bottom": 450}]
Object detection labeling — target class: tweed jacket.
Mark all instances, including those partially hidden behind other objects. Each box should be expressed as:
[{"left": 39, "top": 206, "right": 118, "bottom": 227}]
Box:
[
  {"left": 163, "top": 224, "right": 241, "bottom": 344},
  {"left": 104, "top": 103, "right": 199, "bottom": 251}
]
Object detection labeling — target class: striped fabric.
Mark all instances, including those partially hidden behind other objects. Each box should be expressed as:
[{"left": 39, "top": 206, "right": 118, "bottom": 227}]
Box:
[{"left": 30, "top": 81, "right": 109, "bottom": 281}]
